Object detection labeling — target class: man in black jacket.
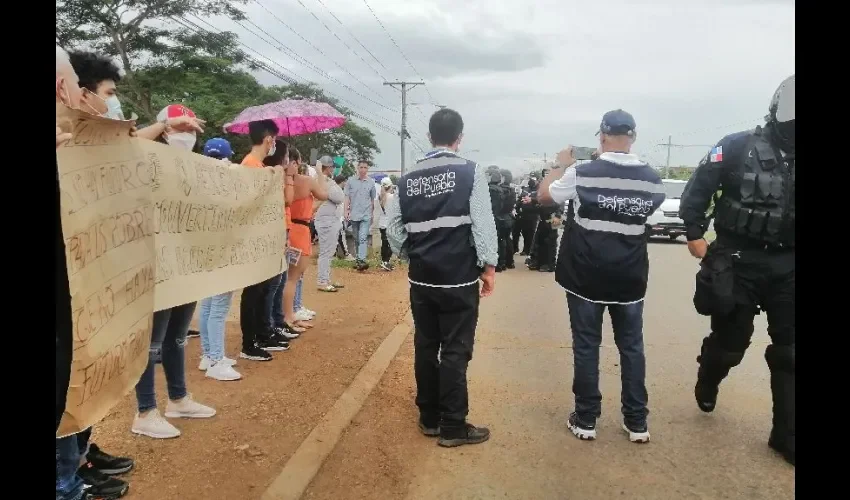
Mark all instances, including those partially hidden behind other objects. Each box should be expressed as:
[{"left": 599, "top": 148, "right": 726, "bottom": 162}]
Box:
[
  {"left": 678, "top": 75, "right": 795, "bottom": 466},
  {"left": 498, "top": 169, "right": 517, "bottom": 269},
  {"left": 513, "top": 178, "right": 539, "bottom": 255}
]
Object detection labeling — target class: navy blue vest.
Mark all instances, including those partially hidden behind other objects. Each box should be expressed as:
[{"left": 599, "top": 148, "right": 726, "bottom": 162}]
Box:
[
  {"left": 398, "top": 150, "right": 478, "bottom": 286},
  {"left": 555, "top": 157, "right": 665, "bottom": 303}
]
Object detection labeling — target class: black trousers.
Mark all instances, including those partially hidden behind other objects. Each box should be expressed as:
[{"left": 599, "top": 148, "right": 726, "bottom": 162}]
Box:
[
  {"left": 514, "top": 216, "right": 537, "bottom": 255},
  {"left": 411, "top": 283, "right": 480, "bottom": 437},
  {"left": 496, "top": 217, "right": 514, "bottom": 268},
  {"left": 240, "top": 277, "right": 275, "bottom": 348},
  {"left": 379, "top": 228, "right": 393, "bottom": 262},
  {"left": 529, "top": 221, "right": 557, "bottom": 268},
  {"left": 698, "top": 241, "right": 795, "bottom": 436}
]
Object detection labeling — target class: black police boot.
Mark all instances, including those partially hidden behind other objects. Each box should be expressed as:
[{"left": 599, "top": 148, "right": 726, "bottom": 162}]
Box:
[
  {"left": 765, "top": 345, "right": 795, "bottom": 466},
  {"left": 694, "top": 337, "right": 745, "bottom": 413}
]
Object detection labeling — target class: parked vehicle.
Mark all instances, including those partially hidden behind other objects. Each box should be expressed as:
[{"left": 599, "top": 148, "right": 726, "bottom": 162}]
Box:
[{"left": 647, "top": 179, "right": 688, "bottom": 240}]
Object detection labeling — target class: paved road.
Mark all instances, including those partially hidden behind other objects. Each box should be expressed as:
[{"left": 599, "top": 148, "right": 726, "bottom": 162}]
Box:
[{"left": 403, "top": 240, "right": 794, "bottom": 500}]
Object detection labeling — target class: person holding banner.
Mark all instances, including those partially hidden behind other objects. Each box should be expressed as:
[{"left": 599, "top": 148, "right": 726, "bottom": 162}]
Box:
[
  {"left": 239, "top": 120, "right": 290, "bottom": 360},
  {"left": 196, "top": 138, "right": 243, "bottom": 381},
  {"left": 130, "top": 106, "right": 217, "bottom": 440}
]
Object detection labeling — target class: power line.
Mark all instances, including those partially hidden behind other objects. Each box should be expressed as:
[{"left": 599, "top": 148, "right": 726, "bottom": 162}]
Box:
[
  {"left": 174, "top": 16, "right": 399, "bottom": 135},
  {"left": 311, "top": 0, "right": 390, "bottom": 73},
  {"left": 384, "top": 80, "right": 424, "bottom": 175},
  {"left": 360, "top": 0, "right": 436, "bottom": 105},
  {"left": 293, "top": 0, "right": 387, "bottom": 80},
  {"left": 218, "top": 14, "right": 399, "bottom": 118},
  {"left": 252, "top": 0, "right": 394, "bottom": 108}
]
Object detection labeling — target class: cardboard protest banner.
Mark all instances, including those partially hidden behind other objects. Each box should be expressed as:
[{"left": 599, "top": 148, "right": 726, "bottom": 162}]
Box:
[{"left": 56, "top": 107, "right": 286, "bottom": 437}]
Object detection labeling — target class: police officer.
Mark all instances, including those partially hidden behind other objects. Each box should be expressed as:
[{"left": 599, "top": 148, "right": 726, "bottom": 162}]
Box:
[
  {"left": 487, "top": 166, "right": 505, "bottom": 270},
  {"left": 385, "top": 108, "right": 498, "bottom": 448},
  {"left": 514, "top": 177, "right": 540, "bottom": 255},
  {"left": 525, "top": 171, "right": 561, "bottom": 273},
  {"left": 678, "top": 75, "right": 795, "bottom": 466},
  {"left": 498, "top": 168, "right": 517, "bottom": 269}
]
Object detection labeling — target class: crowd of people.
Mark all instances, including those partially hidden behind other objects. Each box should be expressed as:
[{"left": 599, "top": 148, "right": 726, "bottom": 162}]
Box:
[
  {"left": 55, "top": 46, "right": 398, "bottom": 500},
  {"left": 56, "top": 43, "right": 794, "bottom": 500}
]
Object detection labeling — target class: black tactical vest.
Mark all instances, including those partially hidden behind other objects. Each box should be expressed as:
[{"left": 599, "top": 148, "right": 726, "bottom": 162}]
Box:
[
  {"left": 714, "top": 126, "right": 795, "bottom": 247},
  {"left": 498, "top": 185, "right": 516, "bottom": 217}
]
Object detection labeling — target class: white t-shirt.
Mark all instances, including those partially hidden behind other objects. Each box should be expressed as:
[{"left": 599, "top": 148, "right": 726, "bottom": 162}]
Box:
[{"left": 378, "top": 192, "right": 394, "bottom": 229}]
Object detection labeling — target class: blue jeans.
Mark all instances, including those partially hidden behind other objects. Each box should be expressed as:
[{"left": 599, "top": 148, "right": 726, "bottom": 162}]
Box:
[
  {"left": 199, "top": 292, "right": 234, "bottom": 362},
  {"left": 350, "top": 218, "right": 371, "bottom": 261},
  {"left": 268, "top": 272, "right": 285, "bottom": 329},
  {"left": 295, "top": 276, "right": 303, "bottom": 311},
  {"left": 566, "top": 293, "right": 649, "bottom": 426},
  {"left": 56, "top": 428, "right": 91, "bottom": 500},
  {"left": 135, "top": 302, "right": 196, "bottom": 413}
]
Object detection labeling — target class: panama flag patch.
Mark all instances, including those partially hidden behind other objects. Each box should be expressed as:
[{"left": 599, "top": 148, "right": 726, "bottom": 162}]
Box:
[{"left": 709, "top": 146, "right": 723, "bottom": 163}]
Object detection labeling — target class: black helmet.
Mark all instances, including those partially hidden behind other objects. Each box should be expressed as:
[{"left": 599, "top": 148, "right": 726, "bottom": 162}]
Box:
[
  {"left": 488, "top": 170, "right": 502, "bottom": 184},
  {"left": 767, "top": 74, "right": 795, "bottom": 150},
  {"left": 499, "top": 169, "right": 512, "bottom": 185}
]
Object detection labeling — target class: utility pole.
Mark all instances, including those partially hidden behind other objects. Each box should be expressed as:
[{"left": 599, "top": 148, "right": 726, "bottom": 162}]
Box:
[
  {"left": 657, "top": 136, "right": 714, "bottom": 177},
  {"left": 384, "top": 81, "right": 424, "bottom": 175}
]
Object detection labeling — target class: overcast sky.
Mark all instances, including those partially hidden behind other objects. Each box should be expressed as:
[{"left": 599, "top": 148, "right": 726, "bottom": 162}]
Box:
[{"left": 212, "top": 0, "right": 795, "bottom": 174}]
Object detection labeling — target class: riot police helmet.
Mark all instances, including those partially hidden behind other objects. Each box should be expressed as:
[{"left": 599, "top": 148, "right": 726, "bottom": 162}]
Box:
[
  {"left": 488, "top": 170, "right": 502, "bottom": 184},
  {"left": 499, "top": 168, "right": 513, "bottom": 185},
  {"left": 767, "top": 74, "right": 795, "bottom": 149}
]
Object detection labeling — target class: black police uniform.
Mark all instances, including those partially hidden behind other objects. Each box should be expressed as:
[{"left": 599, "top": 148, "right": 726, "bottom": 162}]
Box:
[
  {"left": 678, "top": 76, "right": 795, "bottom": 466},
  {"left": 525, "top": 191, "right": 561, "bottom": 272},
  {"left": 497, "top": 169, "right": 517, "bottom": 269},
  {"left": 487, "top": 171, "right": 506, "bottom": 271},
  {"left": 513, "top": 182, "right": 539, "bottom": 255}
]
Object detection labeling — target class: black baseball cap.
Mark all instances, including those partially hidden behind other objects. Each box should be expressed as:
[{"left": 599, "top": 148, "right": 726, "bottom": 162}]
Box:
[{"left": 596, "top": 109, "right": 636, "bottom": 137}]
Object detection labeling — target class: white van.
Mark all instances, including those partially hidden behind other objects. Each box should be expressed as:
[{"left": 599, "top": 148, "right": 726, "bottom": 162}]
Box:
[{"left": 647, "top": 179, "right": 688, "bottom": 240}]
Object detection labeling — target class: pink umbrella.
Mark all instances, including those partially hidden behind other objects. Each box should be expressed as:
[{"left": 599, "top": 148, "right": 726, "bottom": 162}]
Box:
[{"left": 223, "top": 99, "right": 347, "bottom": 136}]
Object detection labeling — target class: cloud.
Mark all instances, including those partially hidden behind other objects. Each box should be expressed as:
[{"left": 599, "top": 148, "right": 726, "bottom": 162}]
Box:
[{"left": 226, "top": 0, "right": 793, "bottom": 174}]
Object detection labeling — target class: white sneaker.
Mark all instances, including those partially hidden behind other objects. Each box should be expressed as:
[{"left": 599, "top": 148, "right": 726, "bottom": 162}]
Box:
[
  {"left": 164, "top": 394, "right": 217, "bottom": 419},
  {"left": 205, "top": 361, "right": 242, "bottom": 381},
  {"left": 199, "top": 355, "right": 237, "bottom": 371},
  {"left": 131, "top": 409, "right": 181, "bottom": 439},
  {"left": 296, "top": 308, "right": 316, "bottom": 320},
  {"left": 294, "top": 309, "right": 312, "bottom": 322}
]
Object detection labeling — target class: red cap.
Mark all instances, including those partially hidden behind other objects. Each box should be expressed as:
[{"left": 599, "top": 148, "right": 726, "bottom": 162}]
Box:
[{"left": 156, "top": 104, "right": 196, "bottom": 123}]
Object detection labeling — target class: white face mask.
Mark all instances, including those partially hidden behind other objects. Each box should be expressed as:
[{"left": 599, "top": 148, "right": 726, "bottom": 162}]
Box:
[
  {"left": 166, "top": 132, "right": 197, "bottom": 151},
  {"left": 105, "top": 96, "right": 124, "bottom": 120}
]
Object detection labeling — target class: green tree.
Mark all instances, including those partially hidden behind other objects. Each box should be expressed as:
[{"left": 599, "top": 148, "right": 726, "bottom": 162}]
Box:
[
  {"left": 56, "top": 0, "right": 381, "bottom": 162},
  {"left": 56, "top": 0, "right": 250, "bottom": 121}
]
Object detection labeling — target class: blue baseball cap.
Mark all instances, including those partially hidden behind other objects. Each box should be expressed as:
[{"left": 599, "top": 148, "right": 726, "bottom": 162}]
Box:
[
  {"left": 203, "top": 138, "right": 233, "bottom": 158},
  {"left": 596, "top": 109, "right": 636, "bottom": 137}
]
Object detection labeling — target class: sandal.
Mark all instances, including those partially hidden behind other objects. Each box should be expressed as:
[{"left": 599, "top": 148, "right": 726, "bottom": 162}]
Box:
[
  {"left": 317, "top": 285, "right": 338, "bottom": 293},
  {"left": 284, "top": 321, "right": 307, "bottom": 333},
  {"left": 294, "top": 320, "right": 313, "bottom": 330}
]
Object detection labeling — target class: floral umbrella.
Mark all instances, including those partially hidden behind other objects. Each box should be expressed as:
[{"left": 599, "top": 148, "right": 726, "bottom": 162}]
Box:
[{"left": 223, "top": 99, "right": 346, "bottom": 136}]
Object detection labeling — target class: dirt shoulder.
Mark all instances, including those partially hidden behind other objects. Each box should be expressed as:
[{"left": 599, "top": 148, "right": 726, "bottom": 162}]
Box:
[
  {"left": 91, "top": 263, "right": 410, "bottom": 500},
  {"left": 302, "top": 335, "right": 423, "bottom": 500}
]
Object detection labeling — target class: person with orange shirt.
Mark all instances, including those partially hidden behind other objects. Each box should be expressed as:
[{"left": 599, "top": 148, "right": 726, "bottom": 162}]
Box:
[
  {"left": 280, "top": 148, "right": 329, "bottom": 334},
  {"left": 239, "top": 120, "right": 290, "bottom": 361}
]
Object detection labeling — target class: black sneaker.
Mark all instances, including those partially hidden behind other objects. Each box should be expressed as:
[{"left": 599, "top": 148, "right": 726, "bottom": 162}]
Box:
[
  {"left": 77, "top": 462, "right": 129, "bottom": 499},
  {"left": 259, "top": 337, "right": 290, "bottom": 352},
  {"left": 356, "top": 260, "right": 370, "bottom": 271},
  {"left": 240, "top": 344, "right": 273, "bottom": 361},
  {"left": 695, "top": 380, "right": 719, "bottom": 413},
  {"left": 622, "top": 421, "right": 651, "bottom": 443},
  {"left": 86, "top": 444, "right": 134, "bottom": 475},
  {"left": 538, "top": 265, "right": 554, "bottom": 272},
  {"left": 567, "top": 412, "right": 597, "bottom": 440},
  {"left": 418, "top": 421, "right": 440, "bottom": 437},
  {"left": 506, "top": 263, "right": 516, "bottom": 269},
  {"left": 437, "top": 423, "right": 491, "bottom": 448},
  {"left": 186, "top": 329, "right": 200, "bottom": 339},
  {"left": 273, "top": 326, "right": 300, "bottom": 340}
]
